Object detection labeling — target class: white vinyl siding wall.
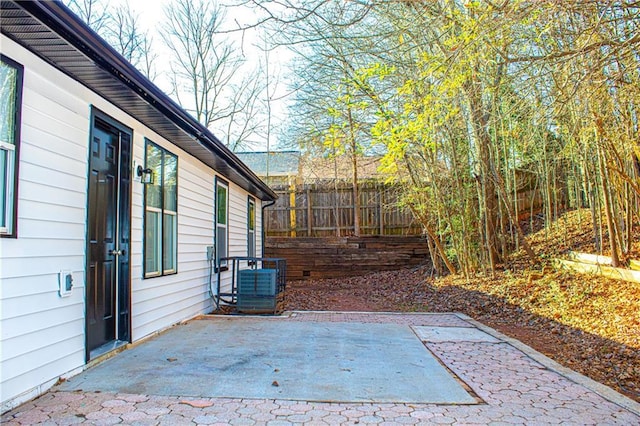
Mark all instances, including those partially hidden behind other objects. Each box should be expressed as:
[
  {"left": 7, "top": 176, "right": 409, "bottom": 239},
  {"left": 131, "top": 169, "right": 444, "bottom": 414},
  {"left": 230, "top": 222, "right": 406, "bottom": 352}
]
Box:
[
  {"left": 0, "top": 36, "right": 89, "bottom": 411},
  {"left": 130, "top": 143, "right": 215, "bottom": 341},
  {"left": 228, "top": 183, "right": 248, "bottom": 257},
  {"left": 0, "top": 35, "right": 264, "bottom": 411},
  {"left": 213, "top": 181, "right": 264, "bottom": 294},
  {"left": 256, "top": 198, "right": 263, "bottom": 258}
]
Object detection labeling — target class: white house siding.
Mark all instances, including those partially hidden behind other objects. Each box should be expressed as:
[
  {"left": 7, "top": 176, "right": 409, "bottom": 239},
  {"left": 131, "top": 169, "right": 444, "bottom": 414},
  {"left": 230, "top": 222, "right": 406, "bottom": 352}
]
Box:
[
  {"left": 129, "top": 138, "right": 216, "bottom": 341},
  {"left": 256, "top": 199, "right": 264, "bottom": 258},
  {"left": 0, "top": 35, "right": 263, "bottom": 411},
  {"left": 228, "top": 181, "right": 250, "bottom": 258},
  {"left": 1, "top": 35, "right": 91, "bottom": 412}
]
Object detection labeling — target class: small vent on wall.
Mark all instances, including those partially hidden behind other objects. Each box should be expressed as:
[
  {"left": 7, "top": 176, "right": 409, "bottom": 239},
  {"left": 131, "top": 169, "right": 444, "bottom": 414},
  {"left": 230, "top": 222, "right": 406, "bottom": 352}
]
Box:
[{"left": 58, "top": 271, "right": 73, "bottom": 297}]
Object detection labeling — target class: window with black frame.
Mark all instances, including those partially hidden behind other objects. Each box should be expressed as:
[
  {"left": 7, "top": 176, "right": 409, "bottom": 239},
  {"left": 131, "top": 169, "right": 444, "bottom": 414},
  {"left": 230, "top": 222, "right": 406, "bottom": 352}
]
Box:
[
  {"left": 143, "top": 140, "right": 177, "bottom": 277},
  {"left": 215, "top": 178, "right": 228, "bottom": 269},
  {"left": 248, "top": 197, "right": 256, "bottom": 258},
  {"left": 0, "top": 55, "right": 23, "bottom": 237}
]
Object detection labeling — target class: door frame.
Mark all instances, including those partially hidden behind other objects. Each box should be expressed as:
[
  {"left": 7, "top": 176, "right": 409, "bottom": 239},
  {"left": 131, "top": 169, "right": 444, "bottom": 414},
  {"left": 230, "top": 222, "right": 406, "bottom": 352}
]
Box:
[{"left": 84, "top": 107, "right": 133, "bottom": 361}]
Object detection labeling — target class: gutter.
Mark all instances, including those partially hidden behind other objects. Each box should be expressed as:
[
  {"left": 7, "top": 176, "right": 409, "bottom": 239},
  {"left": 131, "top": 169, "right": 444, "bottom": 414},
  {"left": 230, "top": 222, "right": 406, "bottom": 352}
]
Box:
[{"left": 15, "top": 0, "right": 277, "bottom": 202}]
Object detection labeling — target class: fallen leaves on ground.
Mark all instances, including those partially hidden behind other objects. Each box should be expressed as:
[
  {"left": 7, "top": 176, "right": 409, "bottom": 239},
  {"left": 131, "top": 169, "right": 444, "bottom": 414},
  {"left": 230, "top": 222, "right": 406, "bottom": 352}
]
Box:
[{"left": 285, "top": 209, "right": 640, "bottom": 403}]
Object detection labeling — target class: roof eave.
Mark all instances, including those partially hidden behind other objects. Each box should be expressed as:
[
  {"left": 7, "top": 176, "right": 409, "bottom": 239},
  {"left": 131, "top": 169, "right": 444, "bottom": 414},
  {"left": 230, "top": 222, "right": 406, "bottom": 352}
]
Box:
[{"left": 9, "top": 0, "right": 277, "bottom": 201}]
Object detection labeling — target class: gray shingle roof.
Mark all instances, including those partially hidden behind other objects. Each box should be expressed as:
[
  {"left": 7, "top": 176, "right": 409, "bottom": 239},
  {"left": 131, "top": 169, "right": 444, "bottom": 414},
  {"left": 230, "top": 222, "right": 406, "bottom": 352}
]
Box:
[{"left": 235, "top": 151, "right": 300, "bottom": 177}]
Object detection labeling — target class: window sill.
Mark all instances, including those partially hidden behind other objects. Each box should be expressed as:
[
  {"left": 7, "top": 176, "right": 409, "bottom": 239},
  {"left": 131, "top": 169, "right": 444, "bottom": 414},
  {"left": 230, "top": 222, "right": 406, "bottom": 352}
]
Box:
[{"left": 143, "top": 271, "right": 178, "bottom": 279}]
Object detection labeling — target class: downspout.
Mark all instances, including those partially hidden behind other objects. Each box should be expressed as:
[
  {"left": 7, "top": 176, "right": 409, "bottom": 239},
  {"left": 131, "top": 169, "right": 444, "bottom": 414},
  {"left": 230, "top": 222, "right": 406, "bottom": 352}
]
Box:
[{"left": 261, "top": 199, "right": 276, "bottom": 257}]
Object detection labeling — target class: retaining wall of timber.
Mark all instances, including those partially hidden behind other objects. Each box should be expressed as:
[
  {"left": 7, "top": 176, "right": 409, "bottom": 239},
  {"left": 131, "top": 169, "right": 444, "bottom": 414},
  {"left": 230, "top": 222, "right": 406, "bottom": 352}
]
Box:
[{"left": 264, "top": 236, "right": 430, "bottom": 280}]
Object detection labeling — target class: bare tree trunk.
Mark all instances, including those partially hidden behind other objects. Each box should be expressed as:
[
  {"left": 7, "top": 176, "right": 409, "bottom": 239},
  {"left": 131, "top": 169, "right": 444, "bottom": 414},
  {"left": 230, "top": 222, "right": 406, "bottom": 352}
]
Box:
[
  {"left": 425, "top": 235, "right": 442, "bottom": 276},
  {"left": 582, "top": 145, "right": 602, "bottom": 252},
  {"left": 597, "top": 144, "right": 620, "bottom": 267},
  {"left": 403, "top": 155, "right": 457, "bottom": 275},
  {"left": 409, "top": 208, "right": 457, "bottom": 276},
  {"left": 347, "top": 106, "right": 361, "bottom": 237},
  {"left": 352, "top": 160, "right": 360, "bottom": 236},
  {"left": 332, "top": 152, "right": 341, "bottom": 237},
  {"left": 493, "top": 167, "right": 538, "bottom": 263},
  {"left": 464, "top": 77, "right": 501, "bottom": 268}
]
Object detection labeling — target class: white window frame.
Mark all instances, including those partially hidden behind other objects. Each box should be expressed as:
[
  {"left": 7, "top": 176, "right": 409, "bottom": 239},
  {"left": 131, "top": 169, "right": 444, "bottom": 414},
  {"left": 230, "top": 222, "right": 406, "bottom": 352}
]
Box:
[
  {"left": 144, "top": 206, "right": 163, "bottom": 276},
  {"left": 0, "top": 141, "right": 16, "bottom": 235},
  {"left": 162, "top": 208, "right": 177, "bottom": 273}
]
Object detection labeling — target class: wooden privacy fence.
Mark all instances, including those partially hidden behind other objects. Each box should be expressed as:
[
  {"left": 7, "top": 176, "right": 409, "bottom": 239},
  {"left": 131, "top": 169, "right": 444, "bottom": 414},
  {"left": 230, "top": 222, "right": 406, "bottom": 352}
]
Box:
[
  {"left": 263, "top": 180, "right": 544, "bottom": 237},
  {"left": 264, "top": 181, "right": 423, "bottom": 237}
]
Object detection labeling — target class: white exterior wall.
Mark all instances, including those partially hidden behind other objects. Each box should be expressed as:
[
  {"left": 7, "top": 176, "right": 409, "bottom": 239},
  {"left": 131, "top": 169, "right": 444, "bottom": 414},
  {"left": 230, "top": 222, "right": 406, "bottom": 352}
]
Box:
[
  {"left": 129, "top": 140, "right": 216, "bottom": 341},
  {"left": 213, "top": 181, "right": 264, "bottom": 295},
  {"left": 228, "top": 181, "right": 249, "bottom": 258},
  {"left": 0, "top": 35, "right": 264, "bottom": 411},
  {"left": 256, "top": 197, "right": 264, "bottom": 258}
]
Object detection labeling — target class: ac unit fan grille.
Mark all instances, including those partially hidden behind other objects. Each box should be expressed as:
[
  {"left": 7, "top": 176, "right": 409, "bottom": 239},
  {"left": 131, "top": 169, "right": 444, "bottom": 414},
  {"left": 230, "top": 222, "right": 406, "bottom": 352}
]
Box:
[{"left": 237, "top": 269, "right": 278, "bottom": 313}]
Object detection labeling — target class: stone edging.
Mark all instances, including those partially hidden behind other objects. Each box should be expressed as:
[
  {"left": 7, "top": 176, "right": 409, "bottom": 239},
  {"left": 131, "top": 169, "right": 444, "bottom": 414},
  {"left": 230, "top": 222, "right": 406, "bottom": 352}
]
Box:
[{"left": 455, "top": 312, "right": 640, "bottom": 417}]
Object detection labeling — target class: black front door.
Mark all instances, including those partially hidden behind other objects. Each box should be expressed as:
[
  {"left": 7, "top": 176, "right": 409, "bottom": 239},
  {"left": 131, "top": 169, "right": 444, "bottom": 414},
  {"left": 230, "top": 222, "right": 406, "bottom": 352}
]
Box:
[{"left": 86, "top": 112, "right": 131, "bottom": 357}]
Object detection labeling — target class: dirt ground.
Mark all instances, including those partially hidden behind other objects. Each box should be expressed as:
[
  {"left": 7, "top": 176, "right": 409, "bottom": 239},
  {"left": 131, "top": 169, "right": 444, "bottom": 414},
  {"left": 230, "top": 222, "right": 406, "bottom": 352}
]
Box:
[{"left": 285, "top": 264, "right": 640, "bottom": 404}]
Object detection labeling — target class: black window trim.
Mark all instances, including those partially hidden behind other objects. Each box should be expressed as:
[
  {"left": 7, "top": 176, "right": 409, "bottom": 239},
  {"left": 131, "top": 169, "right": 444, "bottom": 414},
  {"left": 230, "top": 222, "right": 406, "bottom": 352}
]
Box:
[
  {"left": 247, "top": 195, "right": 256, "bottom": 262},
  {"left": 143, "top": 138, "right": 178, "bottom": 278},
  {"left": 215, "top": 176, "right": 229, "bottom": 272},
  {"left": 0, "top": 54, "right": 24, "bottom": 239}
]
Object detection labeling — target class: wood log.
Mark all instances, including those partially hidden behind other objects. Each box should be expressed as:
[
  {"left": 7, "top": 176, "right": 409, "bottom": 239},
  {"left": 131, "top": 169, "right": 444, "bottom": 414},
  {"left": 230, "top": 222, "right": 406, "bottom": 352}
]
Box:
[
  {"left": 264, "top": 236, "right": 429, "bottom": 280},
  {"left": 554, "top": 258, "right": 640, "bottom": 284}
]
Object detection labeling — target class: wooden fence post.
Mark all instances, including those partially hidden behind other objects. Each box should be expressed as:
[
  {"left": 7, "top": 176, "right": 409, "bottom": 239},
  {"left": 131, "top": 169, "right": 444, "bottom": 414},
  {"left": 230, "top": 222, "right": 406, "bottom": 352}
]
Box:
[
  {"left": 306, "top": 187, "right": 312, "bottom": 236},
  {"left": 379, "top": 187, "right": 385, "bottom": 235},
  {"left": 289, "top": 181, "right": 297, "bottom": 237}
]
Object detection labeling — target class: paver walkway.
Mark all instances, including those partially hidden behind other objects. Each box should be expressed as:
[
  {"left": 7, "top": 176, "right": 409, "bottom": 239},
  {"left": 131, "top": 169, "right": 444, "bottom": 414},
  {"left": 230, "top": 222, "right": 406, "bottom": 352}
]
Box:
[{"left": 3, "top": 312, "right": 640, "bottom": 425}]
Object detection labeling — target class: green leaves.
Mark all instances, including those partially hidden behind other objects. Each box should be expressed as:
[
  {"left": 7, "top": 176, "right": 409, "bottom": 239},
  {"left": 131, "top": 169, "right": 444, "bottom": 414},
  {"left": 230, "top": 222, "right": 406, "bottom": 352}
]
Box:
[{"left": 282, "top": 0, "right": 640, "bottom": 274}]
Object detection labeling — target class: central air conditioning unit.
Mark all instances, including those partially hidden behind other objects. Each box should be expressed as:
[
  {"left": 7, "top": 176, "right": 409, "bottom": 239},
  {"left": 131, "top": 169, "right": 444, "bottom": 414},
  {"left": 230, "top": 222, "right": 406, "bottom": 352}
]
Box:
[{"left": 237, "top": 269, "right": 278, "bottom": 313}]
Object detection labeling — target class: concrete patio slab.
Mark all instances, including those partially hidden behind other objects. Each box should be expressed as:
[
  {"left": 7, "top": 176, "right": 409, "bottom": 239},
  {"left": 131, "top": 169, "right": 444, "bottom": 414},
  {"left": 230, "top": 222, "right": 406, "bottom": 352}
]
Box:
[
  {"left": 3, "top": 312, "right": 639, "bottom": 425},
  {"left": 59, "top": 318, "right": 477, "bottom": 404},
  {"left": 413, "top": 325, "right": 501, "bottom": 343}
]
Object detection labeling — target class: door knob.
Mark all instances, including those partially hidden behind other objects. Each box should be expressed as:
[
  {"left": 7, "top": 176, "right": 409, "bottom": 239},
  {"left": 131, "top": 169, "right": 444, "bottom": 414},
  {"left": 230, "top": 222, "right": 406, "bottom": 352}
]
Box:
[{"left": 110, "top": 249, "right": 123, "bottom": 256}]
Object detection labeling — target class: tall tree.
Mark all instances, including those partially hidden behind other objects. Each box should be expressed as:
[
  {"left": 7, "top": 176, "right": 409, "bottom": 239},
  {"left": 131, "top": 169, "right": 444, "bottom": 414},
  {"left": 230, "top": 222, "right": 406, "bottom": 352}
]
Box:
[
  {"left": 64, "top": 0, "right": 109, "bottom": 34},
  {"left": 63, "top": 0, "right": 157, "bottom": 80},
  {"left": 235, "top": 0, "right": 640, "bottom": 273},
  {"left": 107, "top": 3, "right": 157, "bottom": 80},
  {"left": 161, "top": 0, "right": 264, "bottom": 150},
  {"left": 267, "top": 0, "right": 389, "bottom": 235}
]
